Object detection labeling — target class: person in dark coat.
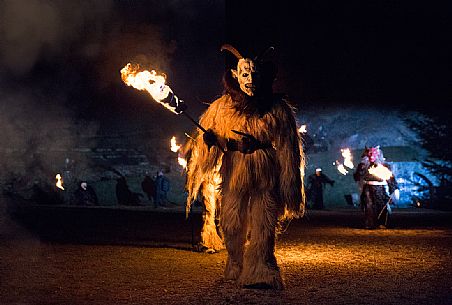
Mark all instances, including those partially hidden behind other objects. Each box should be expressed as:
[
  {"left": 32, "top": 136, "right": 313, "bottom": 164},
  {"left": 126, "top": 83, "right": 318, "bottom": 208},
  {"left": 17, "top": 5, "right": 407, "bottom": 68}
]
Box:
[
  {"left": 141, "top": 175, "right": 156, "bottom": 204},
  {"left": 115, "top": 176, "right": 142, "bottom": 206},
  {"left": 73, "top": 181, "right": 99, "bottom": 206},
  {"left": 154, "top": 170, "right": 170, "bottom": 208},
  {"left": 307, "top": 168, "right": 335, "bottom": 210}
]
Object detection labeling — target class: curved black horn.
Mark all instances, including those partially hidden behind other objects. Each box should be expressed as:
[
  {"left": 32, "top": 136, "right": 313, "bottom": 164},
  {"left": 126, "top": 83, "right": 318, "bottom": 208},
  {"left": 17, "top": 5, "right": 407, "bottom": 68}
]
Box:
[
  {"left": 220, "top": 44, "right": 243, "bottom": 59},
  {"left": 256, "top": 46, "right": 275, "bottom": 62}
]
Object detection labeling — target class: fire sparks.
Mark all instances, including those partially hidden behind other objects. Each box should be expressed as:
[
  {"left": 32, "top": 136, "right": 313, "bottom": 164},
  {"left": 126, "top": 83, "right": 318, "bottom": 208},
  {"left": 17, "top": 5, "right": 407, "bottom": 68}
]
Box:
[
  {"left": 55, "top": 174, "right": 64, "bottom": 190},
  {"left": 170, "top": 136, "right": 187, "bottom": 169},
  {"left": 368, "top": 164, "right": 393, "bottom": 180},
  {"left": 120, "top": 63, "right": 185, "bottom": 114}
]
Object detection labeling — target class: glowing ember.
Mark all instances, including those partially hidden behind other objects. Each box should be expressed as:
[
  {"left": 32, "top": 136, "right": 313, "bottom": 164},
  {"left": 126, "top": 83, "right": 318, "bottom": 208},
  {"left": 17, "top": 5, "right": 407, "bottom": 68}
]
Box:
[
  {"left": 341, "top": 148, "right": 354, "bottom": 169},
  {"left": 120, "top": 63, "right": 185, "bottom": 114},
  {"left": 368, "top": 164, "right": 393, "bottom": 180},
  {"left": 55, "top": 173, "right": 64, "bottom": 190},
  {"left": 298, "top": 124, "right": 307, "bottom": 134}
]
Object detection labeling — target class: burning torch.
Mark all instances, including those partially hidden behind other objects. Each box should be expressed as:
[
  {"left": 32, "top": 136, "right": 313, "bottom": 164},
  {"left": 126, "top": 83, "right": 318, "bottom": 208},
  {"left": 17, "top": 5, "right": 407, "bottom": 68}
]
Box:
[{"left": 120, "top": 63, "right": 207, "bottom": 133}]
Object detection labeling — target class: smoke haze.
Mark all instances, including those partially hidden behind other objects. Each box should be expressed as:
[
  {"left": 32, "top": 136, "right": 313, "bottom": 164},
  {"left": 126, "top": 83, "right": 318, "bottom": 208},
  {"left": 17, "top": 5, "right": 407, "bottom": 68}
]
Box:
[{"left": 0, "top": 0, "right": 225, "bottom": 185}]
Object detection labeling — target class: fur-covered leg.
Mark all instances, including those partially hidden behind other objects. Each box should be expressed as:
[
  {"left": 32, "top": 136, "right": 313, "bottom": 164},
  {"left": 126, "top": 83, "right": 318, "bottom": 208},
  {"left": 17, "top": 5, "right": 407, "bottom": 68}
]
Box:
[
  {"left": 220, "top": 192, "right": 248, "bottom": 281},
  {"left": 199, "top": 180, "right": 224, "bottom": 252},
  {"left": 238, "top": 193, "right": 284, "bottom": 290}
]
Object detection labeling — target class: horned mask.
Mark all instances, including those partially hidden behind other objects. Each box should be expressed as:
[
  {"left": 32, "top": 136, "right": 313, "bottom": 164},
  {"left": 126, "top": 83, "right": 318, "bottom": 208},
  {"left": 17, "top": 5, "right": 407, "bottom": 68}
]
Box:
[
  {"left": 221, "top": 44, "right": 262, "bottom": 97},
  {"left": 365, "top": 146, "right": 383, "bottom": 163}
]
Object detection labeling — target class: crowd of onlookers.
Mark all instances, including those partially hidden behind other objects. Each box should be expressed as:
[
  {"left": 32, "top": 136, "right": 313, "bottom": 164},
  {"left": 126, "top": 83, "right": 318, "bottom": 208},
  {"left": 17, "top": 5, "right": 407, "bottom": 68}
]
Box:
[
  {"left": 3, "top": 170, "right": 172, "bottom": 208},
  {"left": 115, "top": 170, "right": 171, "bottom": 208}
]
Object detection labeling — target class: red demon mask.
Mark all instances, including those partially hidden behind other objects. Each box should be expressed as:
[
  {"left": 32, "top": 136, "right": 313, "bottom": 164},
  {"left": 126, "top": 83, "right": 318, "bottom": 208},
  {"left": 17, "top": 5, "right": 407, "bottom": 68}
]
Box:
[{"left": 367, "top": 147, "right": 380, "bottom": 163}]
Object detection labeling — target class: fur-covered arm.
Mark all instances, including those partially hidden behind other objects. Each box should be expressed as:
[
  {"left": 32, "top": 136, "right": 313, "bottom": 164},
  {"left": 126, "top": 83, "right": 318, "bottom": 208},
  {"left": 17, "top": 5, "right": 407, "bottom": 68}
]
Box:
[
  {"left": 275, "top": 102, "right": 305, "bottom": 219},
  {"left": 181, "top": 99, "right": 224, "bottom": 213}
]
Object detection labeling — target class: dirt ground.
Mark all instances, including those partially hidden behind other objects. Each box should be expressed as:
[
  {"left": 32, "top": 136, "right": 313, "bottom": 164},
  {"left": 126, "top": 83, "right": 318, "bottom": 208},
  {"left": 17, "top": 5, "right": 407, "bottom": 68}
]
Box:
[{"left": 1, "top": 198, "right": 451, "bottom": 305}]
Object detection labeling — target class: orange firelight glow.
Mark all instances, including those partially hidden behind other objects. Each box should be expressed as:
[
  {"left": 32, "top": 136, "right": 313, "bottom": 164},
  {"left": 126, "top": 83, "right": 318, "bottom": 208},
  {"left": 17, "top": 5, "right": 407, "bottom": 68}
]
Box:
[
  {"left": 368, "top": 164, "right": 393, "bottom": 180},
  {"left": 55, "top": 174, "right": 64, "bottom": 190}
]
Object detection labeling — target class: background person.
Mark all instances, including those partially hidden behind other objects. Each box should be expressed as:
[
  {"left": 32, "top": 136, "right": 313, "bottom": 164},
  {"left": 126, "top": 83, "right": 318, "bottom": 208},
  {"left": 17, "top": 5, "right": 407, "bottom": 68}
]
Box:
[
  {"left": 141, "top": 174, "right": 156, "bottom": 205},
  {"left": 307, "top": 168, "right": 335, "bottom": 210},
  {"left": 73, "top": 181, "right": 99, "bottom": 206},
  {"left": 154, "top": 170, "right": 170, "bottom": 208},
  {"left": 353, "top": 146, "right": 399, "bottom": 229},
  {"left": 115, "top": 176, "right": 142, "bottom": 206}
]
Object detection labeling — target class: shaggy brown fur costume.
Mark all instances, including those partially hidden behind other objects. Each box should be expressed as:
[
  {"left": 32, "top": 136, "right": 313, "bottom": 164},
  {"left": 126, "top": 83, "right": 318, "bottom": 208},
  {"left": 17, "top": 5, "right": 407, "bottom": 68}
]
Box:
[{"left": 183, "top": 66, "right": 305, "bottom": 289}]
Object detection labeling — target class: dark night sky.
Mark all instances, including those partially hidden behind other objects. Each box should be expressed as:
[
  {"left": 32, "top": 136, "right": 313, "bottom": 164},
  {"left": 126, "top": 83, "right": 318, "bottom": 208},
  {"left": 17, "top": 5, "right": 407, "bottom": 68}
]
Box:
[
  {"left": 0, "top": 0, "right": 450, "bottom": 139},
  {"left": 226, "top": 0, "right": 451, "bottom": 112}
]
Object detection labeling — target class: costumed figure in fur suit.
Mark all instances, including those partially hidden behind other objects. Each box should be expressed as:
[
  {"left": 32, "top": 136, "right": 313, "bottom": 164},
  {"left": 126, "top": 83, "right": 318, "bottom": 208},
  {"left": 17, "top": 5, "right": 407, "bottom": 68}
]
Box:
[
  {"left": 353, "top": 146, "right": 399, "bottom": 229},
  {"left": 182, "top": 44, "right": 305, "bottom": 289}
]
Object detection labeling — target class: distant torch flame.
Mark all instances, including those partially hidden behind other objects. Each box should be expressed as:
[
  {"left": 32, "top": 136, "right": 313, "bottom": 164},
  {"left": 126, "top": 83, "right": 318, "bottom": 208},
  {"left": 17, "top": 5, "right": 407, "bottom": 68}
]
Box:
[
  {"left": 170, "top": 136, "right": 181, "bottom": 152},
  {"left": 178, "top": 156, "right": 187, "bottom": 169},
  {"left": 55, "top": 173, "right": 64, "bottom": 190},
  {"left": 170, "top": 136, "right": 187, "bottom": 169},
  {"left": 368, "top": 164, "right": 393, "bottom": 180},
  {"left": 120, "top": 63, "right": 183, "bottom": 114},
  {"left": 337, "top": 163, "right": 348, "bottom": 175},
  {"left": 341, "top": 148, "right": 354, "bottom": 169},
  {"left": 298, "top": 124, "right": 307, "bottom": 134},
  {"left": 335, "top": 148, "right": 354, "bottom": 175}
]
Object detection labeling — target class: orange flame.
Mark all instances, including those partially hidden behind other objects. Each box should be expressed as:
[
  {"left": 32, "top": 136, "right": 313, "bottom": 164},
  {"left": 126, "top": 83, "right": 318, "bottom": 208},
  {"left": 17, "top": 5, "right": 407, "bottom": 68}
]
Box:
[
  {"left": 336, "top": 163, "right": 348, "bottom": 175},
  {"left": 169, "top": 136, "right": 187, "bottom": 169},
  {"left": 55, "top": 173, "right": 64, "bottom": 190},
  {"left": 298, "top": 124, "right": 307, "bottom": 134},
  {"left": 368, "top": 164, "right": 393, "bottom": 180},
  {"left": 170, "top": 136, "right": 181, "bottom": 152},
  {"left": 120, "top": 63, "right": 181, "bottom": 114},
  {"left": 341, "top": 148, "right": 354, "bottom": 169},
  {"left": 335, "top": 148, "right": 353, "bottom": 175},
  {"left": 178, "top": 156, "right": 187, "bottom": 169}
]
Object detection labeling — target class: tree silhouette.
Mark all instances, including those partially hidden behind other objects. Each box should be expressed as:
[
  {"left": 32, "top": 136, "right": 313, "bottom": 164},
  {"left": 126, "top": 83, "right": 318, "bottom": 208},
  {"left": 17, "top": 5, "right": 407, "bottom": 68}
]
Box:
[{"left": 405, "top": 112, "right": 452, "bottom": 209}]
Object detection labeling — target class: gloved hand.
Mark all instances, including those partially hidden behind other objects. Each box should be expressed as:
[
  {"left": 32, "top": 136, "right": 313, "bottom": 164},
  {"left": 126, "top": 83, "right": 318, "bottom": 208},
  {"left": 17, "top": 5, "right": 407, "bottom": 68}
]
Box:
[
  {"left": 240, "top": 134, "right": 261, "bottom": 154},
  {"left": 232, "top": 130, "right": 264, "bottom": 154},
  {"left": 203, "top": 129, "right": 218, "bottom": 150}
]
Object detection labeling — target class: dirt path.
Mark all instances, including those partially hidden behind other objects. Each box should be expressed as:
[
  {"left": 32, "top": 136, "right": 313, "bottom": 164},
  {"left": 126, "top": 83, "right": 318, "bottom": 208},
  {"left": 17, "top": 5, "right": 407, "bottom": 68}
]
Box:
[{"left": 1, "top": 200, "right": 451, "bottom": 305}]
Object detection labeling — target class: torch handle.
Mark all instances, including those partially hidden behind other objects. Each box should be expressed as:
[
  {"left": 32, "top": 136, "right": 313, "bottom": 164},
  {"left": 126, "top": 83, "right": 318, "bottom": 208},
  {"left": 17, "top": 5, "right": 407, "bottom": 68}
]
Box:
[
  {"left": 182, "top": 111, "right": 224, "bottom": 153},
  {"left": 182, "top": 111, "right": 207, "bottom": 133}
]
